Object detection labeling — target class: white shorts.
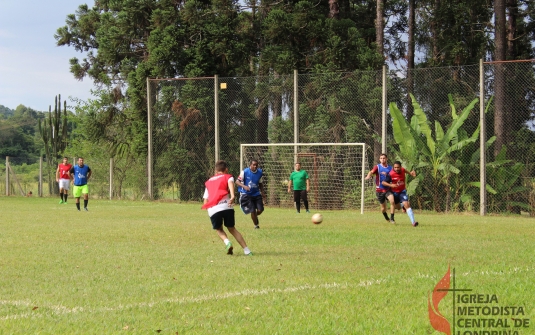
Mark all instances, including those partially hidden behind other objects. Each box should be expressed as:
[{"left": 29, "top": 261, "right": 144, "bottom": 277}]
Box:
[{"left": 58, "top": 179, "right": 70, "bottom": 191}]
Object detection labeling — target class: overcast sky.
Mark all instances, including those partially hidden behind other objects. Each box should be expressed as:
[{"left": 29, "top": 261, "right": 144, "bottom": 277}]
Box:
[{"left": 0, "top": 0, "right": 94, "bottom": 112}]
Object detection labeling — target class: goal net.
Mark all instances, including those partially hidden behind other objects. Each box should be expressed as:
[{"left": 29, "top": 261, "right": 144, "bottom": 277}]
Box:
[{"left": 240, "top": 143, "right": 377, "bottom": 213}]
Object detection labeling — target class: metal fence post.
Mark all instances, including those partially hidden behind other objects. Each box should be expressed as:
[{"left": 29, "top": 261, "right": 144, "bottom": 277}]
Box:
[
  {"left": 480, "top": 59, "right": 486, "bottom": 216},
  {"left": 147, "top": 78, "right": 153, "bottom": 200},
  {"left": 39, "top": 156, "right": 43, "bottom": 197},
  {"left": 5, "top": 156, "right": 8, "bottom": 196},
  {"left": 294, "top": 69, "right": 299, "bottom": 162},
  {"left": 110, "top": 157, "right": 113, "bottom": 200},
  {"left": 382, "top": 65, "right": 387, "bottom": 154},
  {"left": 214, "top": 74, "right": 219, "bottom": 163}
]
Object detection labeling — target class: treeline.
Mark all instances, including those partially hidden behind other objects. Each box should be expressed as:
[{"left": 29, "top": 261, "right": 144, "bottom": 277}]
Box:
[{"left": 0, "top": 104, "right": 44, "bottom": 164}]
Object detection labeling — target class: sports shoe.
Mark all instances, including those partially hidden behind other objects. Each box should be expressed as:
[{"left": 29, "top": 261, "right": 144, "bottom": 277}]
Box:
[
  {"left": 246, "top": 252, "right": 253, "bottom": 256},
  {"left": 84, "top": 207, "right": 88, "bottom": 211},
  {"left": 296, "top": 211, "right": 300, "bottom": 214},
  {"left": 226, "top": 242, "right": 233, "bottom": 255},
  {"left": 254, "top": 225, "right": 260, "bottom": 229},
  {"left": 412, "top": 221, "right": 419, "bottom": 227},
  {"left": 390, "top": 219, "right": 396, "bottom": 224},
  {"left": 59, "top": 200, "right": 63, "bottom": 204},
  {"left": 306, "top": 210, "right": 310, "bottom": 213},
  {"left": 77, "top": 208, "right": 81, "bottom": 211}
]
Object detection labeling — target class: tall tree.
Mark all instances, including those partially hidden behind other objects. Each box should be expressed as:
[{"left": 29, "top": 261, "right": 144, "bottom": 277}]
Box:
[
  {"left": 406, "top": 0, "right": 415, "bottom": 120},
  {"left": 494, "top": 0, "right": 507, "bottom": 158}
]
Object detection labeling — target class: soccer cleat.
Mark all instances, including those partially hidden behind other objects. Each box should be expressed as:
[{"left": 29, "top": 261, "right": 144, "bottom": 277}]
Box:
[
  {"left": 306, "top": 210, "right": 310, "bottom": 213},
  {"left": 296, "top": 211, "right": 300, "bottom": 214},
  {"left": 246, "top": 252, "right": 253, "bottom": 256},
  {"left": 77, "top": 208, "right": 81, "bottom": 211},
  {"left": 59, "top": 200, "right": 63, "bottom": 204},
  {"left": 254, "top": 225, "right": 260, "bottom": 229},
  {"left": 84, "top": 207, "right": 88, "bottom": 211},
  {"left": 226, "top": 242, "right": 234, "bottom": 255},
  {"left": 412, "top": 221, "right": 419, "bottom": 227},
  {"left": 390, "top": 219, "right": 396, "bottom": 224}
]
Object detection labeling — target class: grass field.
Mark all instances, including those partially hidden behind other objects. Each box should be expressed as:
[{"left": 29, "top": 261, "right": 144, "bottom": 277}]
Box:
[{"left": 0, "top": 196, "right": 534, "bottom": 334}]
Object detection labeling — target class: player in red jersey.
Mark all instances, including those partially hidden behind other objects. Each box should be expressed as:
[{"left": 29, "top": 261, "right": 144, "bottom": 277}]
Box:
[
  {"left": 203, "top": 160, "right": 252, "bottom": 256},
  {"left": 382, "top": 161, "right": 419, "bottom": 227},
  {"left": 56, "top": 157, "right": 72, "bottom": 204}
]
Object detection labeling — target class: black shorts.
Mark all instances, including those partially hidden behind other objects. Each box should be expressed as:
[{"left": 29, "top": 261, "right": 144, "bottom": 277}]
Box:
[
  {"left": 239, "top": 194, "right": 264, "bottom": 214},
  {"left": 209, "top": 209, "right": 235, "bottom": 230},
  {"left": 375, "top": 191, "right": 393, "bottom": 204}
]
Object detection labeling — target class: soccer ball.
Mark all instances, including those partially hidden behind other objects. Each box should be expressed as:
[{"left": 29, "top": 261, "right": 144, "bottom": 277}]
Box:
[{"left": 311, "top": 213, "right": 323, "bottom": 224}]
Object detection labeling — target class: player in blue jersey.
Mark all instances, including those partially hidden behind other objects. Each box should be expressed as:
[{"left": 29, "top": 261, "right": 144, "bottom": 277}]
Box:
[
  {"left": 236, "top": 159, "right": 265, "bottom": 229},
  {"left": 365, "top": 153, "right": 396, "bottom": 223},
  {"left": 69, "top": 157, "right": 92, "bottom": 211}
]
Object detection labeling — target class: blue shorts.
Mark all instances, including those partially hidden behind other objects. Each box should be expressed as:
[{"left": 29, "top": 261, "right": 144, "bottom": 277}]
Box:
[
  {"left": 209, "top": 209, "right": 235, "bottom": 230},
  {"left": 239, "top": 194, "right": 264, "bottom": 214},
  {"left": 393, "top": 190, "right": 409, "bottom": 204}
]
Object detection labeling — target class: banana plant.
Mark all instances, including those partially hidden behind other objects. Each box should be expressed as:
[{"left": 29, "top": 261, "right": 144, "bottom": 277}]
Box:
[{"left": 389, "top": 93, "right": 482, "bottom": 211}]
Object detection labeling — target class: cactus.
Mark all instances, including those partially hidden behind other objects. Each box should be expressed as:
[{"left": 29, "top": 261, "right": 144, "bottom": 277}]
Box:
[{"left": 39, "top": 94, "right": 69, "bottom": 194}]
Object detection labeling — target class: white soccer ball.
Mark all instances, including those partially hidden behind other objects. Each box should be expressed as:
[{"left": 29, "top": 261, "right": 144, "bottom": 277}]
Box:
[{"left": 311, "top": 213, "right": 323, "bottom": 224}]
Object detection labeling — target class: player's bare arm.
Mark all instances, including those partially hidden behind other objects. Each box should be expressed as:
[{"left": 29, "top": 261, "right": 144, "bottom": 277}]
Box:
[
  {"left": 235, "top": 179, "right": 250, "bottom": 191},
  {"left": 227, "top": 179, "right": 235, "bottom": 207}
]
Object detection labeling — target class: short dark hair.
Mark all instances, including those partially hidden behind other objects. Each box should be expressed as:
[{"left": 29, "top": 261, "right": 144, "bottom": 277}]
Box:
[
  {"left": 380, "top": 153, "right": 387, "bottom": 158},
  {"left": 250, "top": 159, "right": 258, "bottom": 165},
  {"left": 215, "top": 160, "right": 228, "bottom": 172},
  {"left": 393, "top": 161, "right": 402, "bottom": 166}
]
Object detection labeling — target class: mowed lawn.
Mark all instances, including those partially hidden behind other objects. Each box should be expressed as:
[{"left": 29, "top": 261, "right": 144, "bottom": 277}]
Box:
[{"left": 0, "top": 196, "right": 533, "bottom": 334}]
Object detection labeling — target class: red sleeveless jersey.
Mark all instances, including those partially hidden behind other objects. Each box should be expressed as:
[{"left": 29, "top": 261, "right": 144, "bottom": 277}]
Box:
[
  {"left": 202, "top": 173, "right": 232, "bottom": 209},
  {"left": 58, "top": 163, "right": 72, "bottom": 180}
]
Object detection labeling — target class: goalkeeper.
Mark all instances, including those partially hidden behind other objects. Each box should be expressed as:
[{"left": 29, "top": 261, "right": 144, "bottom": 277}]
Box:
[{"left": 287, "top": 162, "right": 310, "bottom": 213}]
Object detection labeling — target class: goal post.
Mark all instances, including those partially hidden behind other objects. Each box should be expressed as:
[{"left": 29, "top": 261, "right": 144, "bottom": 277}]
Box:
[{"left": 240, "top": 143, "right": 375, "bottom": 214}]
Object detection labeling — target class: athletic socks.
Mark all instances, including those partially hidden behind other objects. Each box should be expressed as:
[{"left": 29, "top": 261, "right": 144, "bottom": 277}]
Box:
[
  {"left": 76, "top": 203, "right": 80, "bottom": 210},
  {"left": 224, "top": 239, "right": 230, "bottom": 245},
  {"left": 382, "top": 212, "right": 389, "bottom": 220},
  {"left": 64, "top": 194, "right": 68, "bottom": 203},
  {"left": 390, "top": 213, "right": 395, "bottom": 221},
  {"left": 60, "top": 193, "right": 64, "bottom": 201},
  {"left": 406, "top": 208, "right": 415, "bottom": 224},
  {"left": 84, "top": 199, "right": 88, "bottom": 209}
]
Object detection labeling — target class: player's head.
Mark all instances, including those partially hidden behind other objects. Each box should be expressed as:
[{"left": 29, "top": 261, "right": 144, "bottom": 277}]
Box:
[
  {"left": 62, "top": 157, "right": 68, "bottom": 164},
  {"left": 295, "top": 162, "right": 301, "bottom": 171},
  {"left": 379, "top": 153, "right": 388, "bottom": 165},
  {"left": 249, "top": 160, "right": 259, "bottom": 172},
  {"left": 78, "top": 157, "right": 84, "bottom": 166},
  {"left": 393, "top": 161, "right": 402, "bottom": 173},
  {"left": 215, "top": 160, "right": 228, "bottom": 173}
]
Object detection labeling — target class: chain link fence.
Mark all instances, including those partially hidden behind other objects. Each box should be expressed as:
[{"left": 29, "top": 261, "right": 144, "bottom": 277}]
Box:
[
  {"left": 3, "top": 62, "right": 533, "bottom": 215},
  {"left": 149, "top": 62, "right": 535, "bottom": 215}
]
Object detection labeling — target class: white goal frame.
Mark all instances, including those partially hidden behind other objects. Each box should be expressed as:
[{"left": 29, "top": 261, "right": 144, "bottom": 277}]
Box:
[{"left": 240, "top": 143, "right": 367, "bottom": 214}]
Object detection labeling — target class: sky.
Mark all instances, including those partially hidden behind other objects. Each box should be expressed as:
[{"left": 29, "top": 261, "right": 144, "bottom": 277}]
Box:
[{"left": 0, "top": 0, "right": 95, "bottom": 112}]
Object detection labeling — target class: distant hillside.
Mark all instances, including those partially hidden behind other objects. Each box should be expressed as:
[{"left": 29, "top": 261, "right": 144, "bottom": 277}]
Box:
[{"left": 0, "top": 105, "right": 14, "bottom": 118}]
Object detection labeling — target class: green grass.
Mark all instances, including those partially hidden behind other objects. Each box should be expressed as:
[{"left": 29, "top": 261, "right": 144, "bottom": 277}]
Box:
[{"left": 0, "top": 197, "right": 534, "bottom": 334}]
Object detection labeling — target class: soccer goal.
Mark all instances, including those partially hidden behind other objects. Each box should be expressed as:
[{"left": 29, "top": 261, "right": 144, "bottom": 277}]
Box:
[{"left": 240, "top": 143, "right": 375, "bottom": 214}]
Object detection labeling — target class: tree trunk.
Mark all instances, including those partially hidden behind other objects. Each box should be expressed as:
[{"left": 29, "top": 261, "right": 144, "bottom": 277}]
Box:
[
  {"left": 494, "top": 0, "right": 507, "bottom": 158},
  {"left": 329, "top": 0, "right": 339, "bottom": 19},
  {"left": 430, "top": 0, "right": 441, "bottom": 64},
  {"left": 406, "top": 0, "right": 415, "bottom": 120},
  {"left": 374, "top": 0, "right": 385, "bottom": 161}
]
